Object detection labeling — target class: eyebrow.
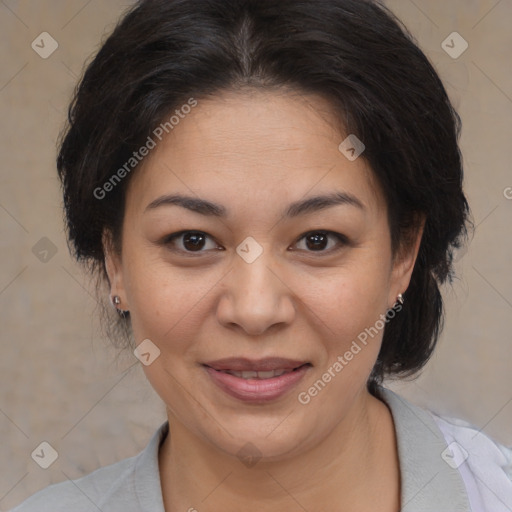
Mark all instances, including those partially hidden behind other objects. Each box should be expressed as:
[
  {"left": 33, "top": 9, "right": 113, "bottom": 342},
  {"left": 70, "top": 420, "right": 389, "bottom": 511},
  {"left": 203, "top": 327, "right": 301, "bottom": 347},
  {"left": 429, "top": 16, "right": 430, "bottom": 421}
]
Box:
[{"left": 144, "top": 191, "right": 365, "bottom": 218}]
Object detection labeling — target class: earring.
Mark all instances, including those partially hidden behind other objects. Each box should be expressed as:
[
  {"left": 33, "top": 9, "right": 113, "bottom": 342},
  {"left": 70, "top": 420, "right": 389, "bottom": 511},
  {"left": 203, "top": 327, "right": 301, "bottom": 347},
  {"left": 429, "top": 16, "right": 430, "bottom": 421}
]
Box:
[
  {"left": 396, "top": 293, "right": 404, "bottom": 305},
  {"left": 111, "top": 295, "right": 129, "bottom": 316}
]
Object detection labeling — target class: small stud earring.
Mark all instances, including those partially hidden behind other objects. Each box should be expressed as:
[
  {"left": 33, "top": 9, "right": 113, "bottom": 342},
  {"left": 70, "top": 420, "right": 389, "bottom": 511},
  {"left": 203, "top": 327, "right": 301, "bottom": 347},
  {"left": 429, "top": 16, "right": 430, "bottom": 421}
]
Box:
[
  {"left": 111, "top": 295, "right": 129, "bottom": 316},
  {"left": 397, "top": 293, "right": 404, "bottom": 305}
]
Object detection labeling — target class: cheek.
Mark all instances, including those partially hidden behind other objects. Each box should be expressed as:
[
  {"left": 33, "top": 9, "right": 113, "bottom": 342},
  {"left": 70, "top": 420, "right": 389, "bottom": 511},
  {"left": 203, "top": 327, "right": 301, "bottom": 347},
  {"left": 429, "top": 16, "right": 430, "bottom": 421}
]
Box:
[
  {"left": 296, "top": 260, "right": 390, "bottom": 341},
  {"left": 124, "top": 253, "right": 221, "bottom": 354},
  {"left": 301, "top": 270, "right": 390, "bottom": 394}
]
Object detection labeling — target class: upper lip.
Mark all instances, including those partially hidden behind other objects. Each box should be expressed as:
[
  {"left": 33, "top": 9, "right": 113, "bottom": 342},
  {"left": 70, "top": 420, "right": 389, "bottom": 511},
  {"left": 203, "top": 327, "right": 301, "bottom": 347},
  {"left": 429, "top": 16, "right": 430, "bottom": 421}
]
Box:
[{"left": 203, "top": 357, "right": 309, "bottom": 372}]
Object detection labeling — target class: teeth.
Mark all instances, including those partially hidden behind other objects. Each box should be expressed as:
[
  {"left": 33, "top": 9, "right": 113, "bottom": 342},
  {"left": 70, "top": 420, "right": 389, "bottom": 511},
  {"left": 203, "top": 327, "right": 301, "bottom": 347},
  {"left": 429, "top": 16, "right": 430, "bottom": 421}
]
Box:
[{"left": 226, "top": 369, "right": 290, "bottom": 379}]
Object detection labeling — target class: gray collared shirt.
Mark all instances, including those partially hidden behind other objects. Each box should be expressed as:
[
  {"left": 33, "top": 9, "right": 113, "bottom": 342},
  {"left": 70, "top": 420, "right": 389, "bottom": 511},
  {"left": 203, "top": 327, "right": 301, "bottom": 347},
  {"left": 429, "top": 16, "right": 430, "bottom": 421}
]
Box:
[
  {"left": 378, "top": 387, "right": 471, "bottom": 511},
  {"left": 9, "top": 386, "right": 512, "bottom": 511}
]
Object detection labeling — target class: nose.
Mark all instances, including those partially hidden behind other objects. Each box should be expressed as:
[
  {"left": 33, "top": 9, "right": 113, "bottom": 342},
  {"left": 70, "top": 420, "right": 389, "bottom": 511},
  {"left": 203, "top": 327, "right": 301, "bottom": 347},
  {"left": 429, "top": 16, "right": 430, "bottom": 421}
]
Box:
[{"left": 216, "top": 251, "right": 296, "bottom": 336}]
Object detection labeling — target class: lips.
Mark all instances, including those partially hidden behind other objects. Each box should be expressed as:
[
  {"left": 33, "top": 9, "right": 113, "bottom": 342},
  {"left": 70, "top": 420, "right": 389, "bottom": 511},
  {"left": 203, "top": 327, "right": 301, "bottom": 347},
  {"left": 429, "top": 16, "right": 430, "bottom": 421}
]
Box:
[
  {"left": 223, "top": 369, "right": 290, "bottom": 379},
  {"left": 203, "top": 357, "right": 308, "bottom": 372},
  {"left": 202, "top": 357, "right": 311, "bottom": 402}
]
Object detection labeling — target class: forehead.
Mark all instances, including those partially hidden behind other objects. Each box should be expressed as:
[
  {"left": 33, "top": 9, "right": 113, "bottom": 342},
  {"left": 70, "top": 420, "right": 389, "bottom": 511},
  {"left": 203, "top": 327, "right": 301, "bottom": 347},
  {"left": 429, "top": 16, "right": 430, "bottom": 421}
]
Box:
[{"left": 126, "top": 89, "right": 384, "bottom": 216}]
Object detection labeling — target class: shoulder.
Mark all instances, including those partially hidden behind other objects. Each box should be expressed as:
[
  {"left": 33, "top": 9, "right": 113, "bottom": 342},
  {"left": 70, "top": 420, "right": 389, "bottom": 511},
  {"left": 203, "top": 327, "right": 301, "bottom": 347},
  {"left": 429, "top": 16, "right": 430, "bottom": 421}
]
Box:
[
  {"left": 8, "top": 455, "right": 138, "bottom": 512},
  {"left": 430, "top": 411, "right": 512, "bottom": 508},
  {"left": 9, "top": 421, "right": 168, "bottom": 512},
  {"left": 377, "top": 385, "right": 512, "bottom": 510},
  {"left": 429, "top": 411, "right": 512, "bottom": 476}
]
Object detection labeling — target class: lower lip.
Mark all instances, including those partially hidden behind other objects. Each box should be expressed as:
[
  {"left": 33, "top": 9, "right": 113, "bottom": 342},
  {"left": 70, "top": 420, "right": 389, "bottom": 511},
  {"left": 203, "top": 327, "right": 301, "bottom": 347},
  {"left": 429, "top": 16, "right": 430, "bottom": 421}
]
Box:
[{"left": 204, "top": 365, "right": 310, "bottom": 403}]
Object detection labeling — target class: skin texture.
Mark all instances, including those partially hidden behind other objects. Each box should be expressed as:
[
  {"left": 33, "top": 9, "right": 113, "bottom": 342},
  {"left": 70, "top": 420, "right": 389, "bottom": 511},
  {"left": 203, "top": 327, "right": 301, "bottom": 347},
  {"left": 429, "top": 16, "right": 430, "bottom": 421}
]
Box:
[{"left": 104, "top": 89, "right": 424, "bottom": 511}]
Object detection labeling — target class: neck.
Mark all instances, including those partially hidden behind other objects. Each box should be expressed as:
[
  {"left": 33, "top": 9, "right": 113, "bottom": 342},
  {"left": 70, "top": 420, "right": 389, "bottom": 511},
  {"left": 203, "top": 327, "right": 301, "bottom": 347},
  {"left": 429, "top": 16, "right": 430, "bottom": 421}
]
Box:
[{"left": 158, "top": 389, "right": 400, "bottom": 512}]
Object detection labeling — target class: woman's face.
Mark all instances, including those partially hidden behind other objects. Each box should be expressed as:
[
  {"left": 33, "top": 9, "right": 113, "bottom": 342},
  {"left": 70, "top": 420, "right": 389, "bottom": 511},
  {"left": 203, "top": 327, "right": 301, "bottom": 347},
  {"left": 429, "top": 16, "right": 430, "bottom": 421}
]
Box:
[{"left": 105, "top": 89, "right": 420, "bottom": 460}]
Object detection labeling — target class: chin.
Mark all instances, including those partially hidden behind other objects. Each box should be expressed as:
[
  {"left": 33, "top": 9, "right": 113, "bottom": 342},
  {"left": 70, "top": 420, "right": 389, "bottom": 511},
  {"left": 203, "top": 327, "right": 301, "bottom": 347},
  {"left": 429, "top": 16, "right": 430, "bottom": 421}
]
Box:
[{"left": 198, "top": 407, "right": 322, "bottom": 463}]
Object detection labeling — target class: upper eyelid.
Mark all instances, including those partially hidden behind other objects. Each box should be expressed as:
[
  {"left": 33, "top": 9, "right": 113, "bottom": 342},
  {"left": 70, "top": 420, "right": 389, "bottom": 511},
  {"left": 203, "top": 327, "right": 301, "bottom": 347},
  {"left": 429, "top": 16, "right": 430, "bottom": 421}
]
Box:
[
  {"left": 164, "top": 230, "right": 220, "bottom": 248},
  {"left": 292, "top": 231, "right": 349, "bottom": 251}
]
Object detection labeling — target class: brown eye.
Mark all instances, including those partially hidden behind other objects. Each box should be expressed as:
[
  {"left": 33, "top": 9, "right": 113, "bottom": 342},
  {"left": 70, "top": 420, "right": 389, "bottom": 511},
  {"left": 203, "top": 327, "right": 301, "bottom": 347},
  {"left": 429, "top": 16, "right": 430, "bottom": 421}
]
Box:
[
  {"left": 294, "top": 231, "right": 348, "bottom": 253},
  {"left": 164, "top": 231, "right": 220, "bottom": 253},
  {"left": 305, "top": 232, "right": 329, "bottom": 251},
  {"left": 182, "top": 232, "right": 206, "bottom": 251}
]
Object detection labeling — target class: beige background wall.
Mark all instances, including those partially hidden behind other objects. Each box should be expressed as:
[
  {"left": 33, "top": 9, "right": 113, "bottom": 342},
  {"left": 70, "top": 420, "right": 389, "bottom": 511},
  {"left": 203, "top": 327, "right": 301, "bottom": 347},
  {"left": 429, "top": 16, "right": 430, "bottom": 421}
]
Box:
[{"left": 1, "top": 0, "right": 511, "bottom": 509}]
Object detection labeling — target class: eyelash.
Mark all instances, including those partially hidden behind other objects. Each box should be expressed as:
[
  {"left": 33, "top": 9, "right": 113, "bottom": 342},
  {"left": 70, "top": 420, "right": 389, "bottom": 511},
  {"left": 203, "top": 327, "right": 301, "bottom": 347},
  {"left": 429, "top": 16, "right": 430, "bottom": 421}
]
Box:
[{"left": 161, "top": 230, "right": 349, "bottom": 255}]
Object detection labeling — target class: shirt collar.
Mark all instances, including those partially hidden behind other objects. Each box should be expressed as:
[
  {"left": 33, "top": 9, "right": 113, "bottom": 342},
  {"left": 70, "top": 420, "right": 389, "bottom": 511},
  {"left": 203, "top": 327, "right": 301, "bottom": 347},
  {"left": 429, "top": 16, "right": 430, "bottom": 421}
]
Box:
[
  {"left": 134, "top": 420, "right": 168, "bottom": 512},
  {"left": 376, "top": 385, "right": 471, "bottom": 511}
]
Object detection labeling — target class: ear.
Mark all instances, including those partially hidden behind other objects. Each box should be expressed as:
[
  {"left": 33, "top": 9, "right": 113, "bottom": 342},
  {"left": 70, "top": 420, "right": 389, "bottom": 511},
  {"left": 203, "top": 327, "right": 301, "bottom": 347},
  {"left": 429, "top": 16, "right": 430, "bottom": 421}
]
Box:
[
  {"left": 102, "top": 229, "right": 129, "bottom": 309},
  {"left": 388, "top": 215, "right": 426, "bottom": 308}
]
